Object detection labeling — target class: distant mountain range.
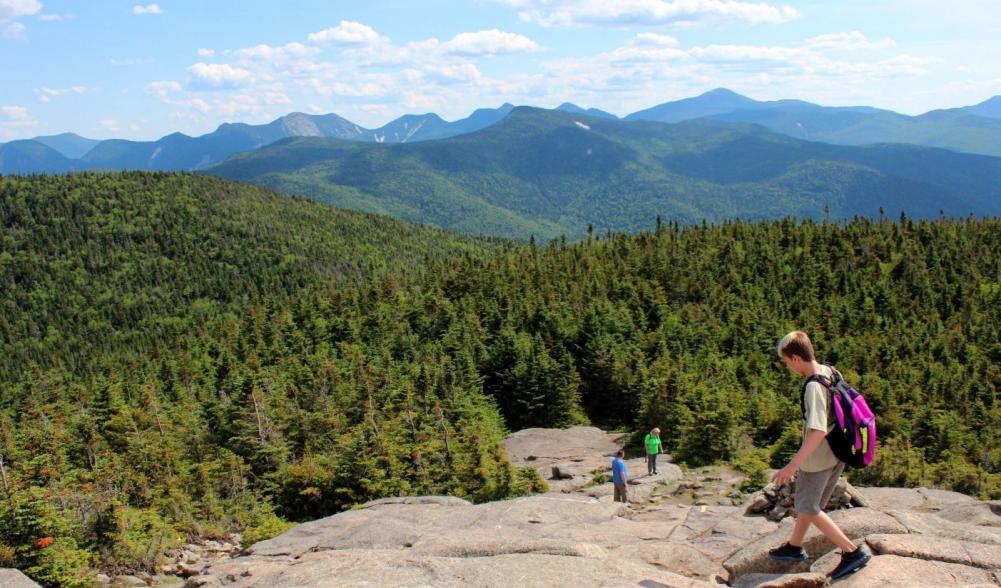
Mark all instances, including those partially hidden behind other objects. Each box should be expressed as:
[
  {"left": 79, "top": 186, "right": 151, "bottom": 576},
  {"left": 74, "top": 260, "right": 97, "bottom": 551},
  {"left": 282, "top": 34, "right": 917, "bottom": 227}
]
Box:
[
  {"left": 3, "top": 90, "right": 999, "bottom": 175},
  {"left": 0, "top": 105, "right": 515, "bottom": 174},
  {"left": 209, "top": 107, "right": 1001, "bottom": 240},
  {"left": 631, "top": 88, "right": 1001, "bottom": 158}
]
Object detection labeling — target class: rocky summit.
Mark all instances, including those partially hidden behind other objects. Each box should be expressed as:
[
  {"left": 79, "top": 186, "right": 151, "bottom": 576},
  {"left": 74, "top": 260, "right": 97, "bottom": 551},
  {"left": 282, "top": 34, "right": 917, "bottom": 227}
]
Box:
[{"left": 161, "top": 427, "right": 1001, "bottom": 588}]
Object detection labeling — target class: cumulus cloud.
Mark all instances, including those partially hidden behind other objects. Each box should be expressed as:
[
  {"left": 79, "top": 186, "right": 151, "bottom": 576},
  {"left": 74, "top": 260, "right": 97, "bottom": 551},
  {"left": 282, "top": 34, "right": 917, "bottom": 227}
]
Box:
[
  {"left": 34, "top": 85, "right": 85, "bottom": 102},
  {"left": 0, "top": 0, "right": 40, "bottom": 20},
  {"left": 631, "top": 32, "right": 680, "bottom": 46},
  {"left": 0, "top": 104, "right": 38, "bottom": 137},
  {"left": 440, "top": 29, "right": 541, "bottom": 56},
  {"left": 688, "top": 43, "right": 801, "bottom": 63},
  {"left": 101, "top": 119, "right": 121, "bottom": 132},
  {"left": 187, "top": 63, "right": 252, "bottom": 90},
  {"left": 802, "top": 31, "right": 896, "bottom": 51},
  {"left": 231, "top": 41, "right": 319, "bottom": 61},
  {"left": 1, "top": 20, "right": 24, "bottom": 39},
  {"left": 0, "top": 0, "right": 39, "bottom": 40},
  {"left": 197, "top": 48, "right": 215, "bottom": 57},
  {"left": 1, "top": 105, "right": 31, "bottom": 120},
  {"left": 132, "top": 4, "right": 163, "bottom": 15},
  {"left": 308, "top": 21, "right": 384, "bottom": 46},
  {"left": 145, "top": 79, "right": 183, "bottom": 99},
  {"left": 493, "top": 0, "right": 800, "bottom": 28},
  {"left": 39, "top": 13, "right": 73, "bottom": 21}
]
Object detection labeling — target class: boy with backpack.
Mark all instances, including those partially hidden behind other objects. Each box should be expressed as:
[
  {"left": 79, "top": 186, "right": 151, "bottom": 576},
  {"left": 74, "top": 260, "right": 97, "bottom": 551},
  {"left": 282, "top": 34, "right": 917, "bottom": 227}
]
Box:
[{"left": 768, "top": 331, "right": 872, "bottom": 580}]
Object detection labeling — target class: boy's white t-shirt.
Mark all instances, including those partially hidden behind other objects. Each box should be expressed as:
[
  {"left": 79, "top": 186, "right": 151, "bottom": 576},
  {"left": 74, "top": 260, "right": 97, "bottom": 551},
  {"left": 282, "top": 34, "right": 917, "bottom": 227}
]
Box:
[{"left": 800, "top": 364, "right": 840, "bottom": 472}]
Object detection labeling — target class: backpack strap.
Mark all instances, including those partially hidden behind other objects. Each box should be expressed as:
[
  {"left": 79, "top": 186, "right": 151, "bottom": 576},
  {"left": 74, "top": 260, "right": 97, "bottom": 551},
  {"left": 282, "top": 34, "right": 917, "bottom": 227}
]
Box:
[{"left": 800, "top": 367, "right": 834, "bottom": 417}]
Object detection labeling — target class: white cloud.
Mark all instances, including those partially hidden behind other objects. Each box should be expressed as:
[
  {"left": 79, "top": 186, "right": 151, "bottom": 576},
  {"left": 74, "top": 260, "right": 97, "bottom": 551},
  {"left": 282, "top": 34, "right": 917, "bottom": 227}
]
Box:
[
  {"left": 39, "top": 13, "right": 74, "bottom": 21},
  {"left": 231, "top": 41, "right": 319, "bottom": 61},
  {"left": 631, "top": 32, "right": 680, "bottom": 47},
  {"left": 604, "top": 32, "right": 688, "bottom": 62},
  {"left": 145, "top": 79, "right": 183, "bottom": 100},
  {"left": 531, "top": 31, "right": 933, "bottom": 115},
  {"left": 0, "top": 104, "right": 38, "bottom": 138},
  {"left": 197, "top": 48, "right": 215, "bottom": 57},
  {"left": 689, "top": 44, "right": 801, "bottom": 63},
  {"left": 493, "top": 0, "right": 800, "bottom": 28},
  {"left": 440, "top": 29, "right": 541, "bottom": 57},
  {"left": 1, "top": 20, "right": 24, "bottom": 39},
  {"left": 1, "top": 105, "right": 30, "bottom": 120},
  {"left": 34, "top": 86, "right": 86, "bottom": 100},
  {"left": 308, "top": 21, "right": 384, "bottom": 46},
  {"left": 0, "top": 0, "right": 41, "bottom": 20},
  {"left": 802, "top": 31, "right": 896, "bottom": 51},
  {"left": 187, "top": 63, "right": 252, "bottom": 90},
  {"left": 101, "top": 119, "right": 121, "bottom": 132},
  {"left": 327, "top": 75, "right": 397, "bottom": 98},
  {"left": 0, "top": 0, "right": 38, "bottom": 39},
  {"left": 421, "top": 63, "right": 484, "bottom": 84},
  {"left": 132, "top": 4, "right": 163, "bottom": 15}
]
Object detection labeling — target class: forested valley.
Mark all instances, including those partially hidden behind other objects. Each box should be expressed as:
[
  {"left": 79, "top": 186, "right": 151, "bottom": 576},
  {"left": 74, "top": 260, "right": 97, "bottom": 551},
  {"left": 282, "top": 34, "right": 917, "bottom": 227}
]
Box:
[{"left": 1, "top": 172, "right": 998, "bottom": 586}]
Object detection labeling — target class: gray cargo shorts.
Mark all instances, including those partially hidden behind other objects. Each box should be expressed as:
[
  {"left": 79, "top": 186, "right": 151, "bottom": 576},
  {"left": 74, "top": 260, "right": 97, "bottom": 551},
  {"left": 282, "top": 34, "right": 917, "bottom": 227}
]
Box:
[{"left": 794, "top": 462, "right": 845, "bottom": 515}]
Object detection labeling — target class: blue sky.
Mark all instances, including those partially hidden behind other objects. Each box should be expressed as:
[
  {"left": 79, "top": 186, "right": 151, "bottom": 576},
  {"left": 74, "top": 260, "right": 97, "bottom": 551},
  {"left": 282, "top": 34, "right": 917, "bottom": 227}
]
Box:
[{"left": 2, "top": 0, "right": 1000, "bottom": 141}]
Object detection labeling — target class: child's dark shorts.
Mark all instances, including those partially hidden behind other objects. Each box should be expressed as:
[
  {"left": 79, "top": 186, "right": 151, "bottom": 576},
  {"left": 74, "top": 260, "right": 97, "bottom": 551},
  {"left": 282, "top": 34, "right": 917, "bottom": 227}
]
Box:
[{"left": 794, "top": 462, "right": 845, "bottom": 515}]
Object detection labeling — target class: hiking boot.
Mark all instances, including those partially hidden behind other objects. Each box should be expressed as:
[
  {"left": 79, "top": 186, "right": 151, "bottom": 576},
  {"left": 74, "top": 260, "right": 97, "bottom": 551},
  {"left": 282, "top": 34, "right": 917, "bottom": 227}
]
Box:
[
  {"left": 768, "top": 542, "right": 807, "bottom": 562},
  {"left": 829, "top": 545, "right": 872, "bottom": 579}
]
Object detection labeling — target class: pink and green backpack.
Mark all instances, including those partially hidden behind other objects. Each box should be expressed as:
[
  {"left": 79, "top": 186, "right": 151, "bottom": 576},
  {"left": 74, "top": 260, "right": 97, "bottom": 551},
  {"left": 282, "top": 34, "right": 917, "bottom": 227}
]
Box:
[{"left": 801, "top": 367, "right": 877, "bottom": 468}]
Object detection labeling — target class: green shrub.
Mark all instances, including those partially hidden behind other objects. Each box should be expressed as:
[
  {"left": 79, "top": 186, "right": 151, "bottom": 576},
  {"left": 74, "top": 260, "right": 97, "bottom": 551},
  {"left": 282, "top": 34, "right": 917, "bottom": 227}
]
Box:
[
  {"left": 233, "top": 498, "right": 295, "bottom": 547},
  {"left": 0, "top": 542, "right": 16, "bottom": 567},
  {"left": 511, "top": 466, "right": 549, "bottom": 495},
  {"left": 733, "top": 448, "right": 770, "bottom": 493},
  {"left": 25, "top": 537, "right": 92, "bottom": 588},
  {"left": 589, "top": 472, "right": 612, "bottom": 486},
  {"left": 103, "top": 506, "right": 185, "bottom": 571},
  {"left": 241, "top": 512, "right": 295, "bottom": 547}
]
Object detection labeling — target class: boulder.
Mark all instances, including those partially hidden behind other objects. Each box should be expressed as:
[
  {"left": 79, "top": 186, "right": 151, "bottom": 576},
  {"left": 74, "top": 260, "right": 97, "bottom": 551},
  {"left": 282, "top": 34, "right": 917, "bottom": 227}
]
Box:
[
  {"left": 551, "top": 465, "right": 575, "bottom": 479},
  {"left": 859, "top": 487, "right": 977, "bottom": 512},
  {"left": 867, "top": 534, "right": 1001, "bottom": 570},
  {"left": 934, "top": 502, "right": 1001, "bottom": 528},
  {"left": 0, "top": 569, "right": 41, "bottom": 588},
  {"left": 177, "top": 562, "right": 208, "bottom": 577},
  {"left": 831, "top": 554, "right": 998, "bottom": 587},
  {"left": 113, "top": 575, "right": 148, "bottom": 587},
  {"left": 884, "top": 509, "right": 1001, "bottom": 545},
  {"left": 745, "top": 493, "right": 773, "bottom": 514}
]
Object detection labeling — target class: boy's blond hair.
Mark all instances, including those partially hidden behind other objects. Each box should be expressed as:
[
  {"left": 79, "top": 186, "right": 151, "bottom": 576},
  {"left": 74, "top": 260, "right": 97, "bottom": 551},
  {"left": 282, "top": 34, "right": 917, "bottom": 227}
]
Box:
[{"left": 777, "top": 330, "right": 816, "bottom": 362}]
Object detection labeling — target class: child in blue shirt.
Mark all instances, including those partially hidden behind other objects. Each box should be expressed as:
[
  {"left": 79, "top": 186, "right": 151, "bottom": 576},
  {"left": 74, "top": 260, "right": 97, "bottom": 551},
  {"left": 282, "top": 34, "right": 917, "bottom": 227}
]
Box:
[{"left": 612, "top": 450, "right": 628, "bottom": 503}]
